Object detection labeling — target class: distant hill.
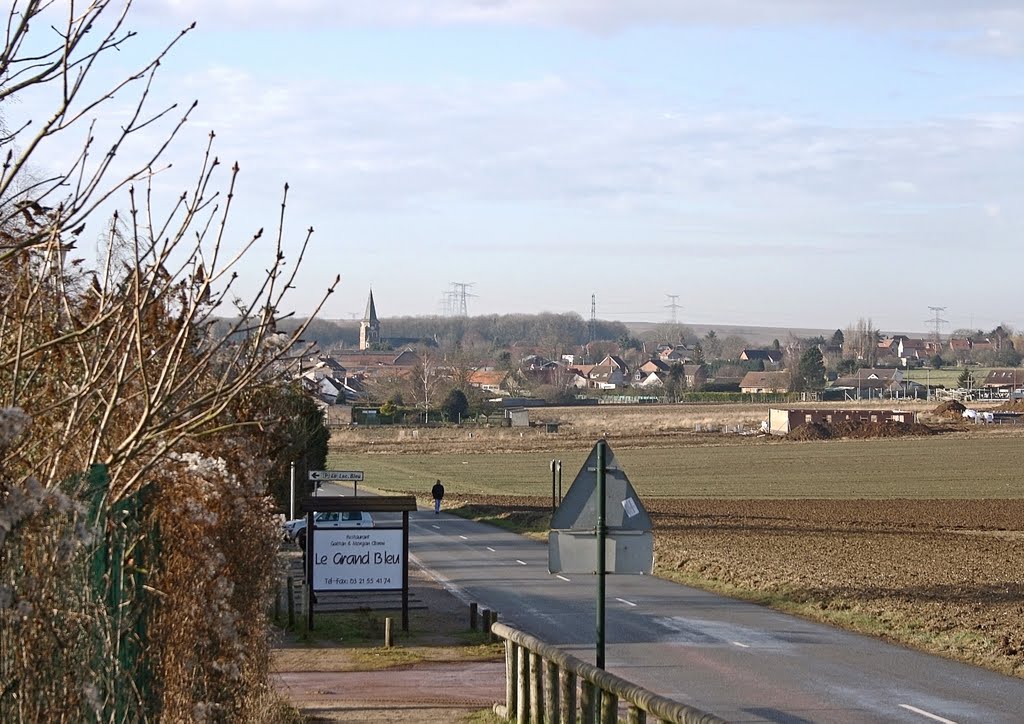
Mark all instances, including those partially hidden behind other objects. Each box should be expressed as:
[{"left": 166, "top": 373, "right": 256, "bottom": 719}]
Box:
[{"left": 626, "top": 321, "right": 927, "bottom": 346}]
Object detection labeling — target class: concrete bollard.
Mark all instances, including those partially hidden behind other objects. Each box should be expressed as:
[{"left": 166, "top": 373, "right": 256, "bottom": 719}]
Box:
[{"left": 384, "top": 617, "right": 393, "bottom": 648}]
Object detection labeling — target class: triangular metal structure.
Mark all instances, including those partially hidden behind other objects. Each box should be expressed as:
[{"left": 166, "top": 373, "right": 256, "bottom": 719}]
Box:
[{"left": 550, "top": 441, "right": 652, "bottom": 531}]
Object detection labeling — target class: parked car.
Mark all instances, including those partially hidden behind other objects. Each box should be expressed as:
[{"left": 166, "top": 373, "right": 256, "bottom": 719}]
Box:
[{"left": 283, "top": 510, "right": 374, "bottom": 547}]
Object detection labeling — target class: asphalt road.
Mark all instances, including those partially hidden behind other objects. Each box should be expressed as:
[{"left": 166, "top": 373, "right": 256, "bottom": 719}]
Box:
[{"left": 388, "top": 508, "right": 1024, "bottom": 724}]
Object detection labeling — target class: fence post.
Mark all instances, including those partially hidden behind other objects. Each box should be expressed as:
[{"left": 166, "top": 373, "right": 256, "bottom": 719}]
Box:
[
  {"left": 489, "top": 611, "right": 499, "bottom": 643},
  {"left": 470, "top": 602, "right": 478, "bottom": 630},
  {"left": 505, "top": 640, "right": 518, "bottom": 720},
  {"left": 384, "top": 618, "right": 393, "bottom": 648},
  {"left": 530, "top": 651, "right": 543, "bottom": 723},
  {"left": 544, "top": 659, "right": 559, "bottom": 723},
  {"left": 580, "top": 681, "right": 596, "bottom": 724},
  {"left": 560, "top": 669, "right": 577, "bottom": 724},
  {"left": 599, "top": 691, "right": 617, "bottom": 723},
  {"left": 517, "top": 644, "right": 529, "bottom": 724},
  {"left": 625, "top": 704, "right": 646, "bottom": 724}
]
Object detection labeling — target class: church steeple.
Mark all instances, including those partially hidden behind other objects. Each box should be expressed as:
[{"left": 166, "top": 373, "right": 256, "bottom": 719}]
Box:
[{"left": 359, "top": 289, "right": 380, "bottom": 350}]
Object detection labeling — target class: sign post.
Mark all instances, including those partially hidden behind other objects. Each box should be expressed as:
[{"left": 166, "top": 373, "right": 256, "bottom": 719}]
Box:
[
  {"left": 596, "top": 441, "right": 607, "bottom": 671},
  {"left": 548, "top": 440, "right": 653, "bottom": 673}
]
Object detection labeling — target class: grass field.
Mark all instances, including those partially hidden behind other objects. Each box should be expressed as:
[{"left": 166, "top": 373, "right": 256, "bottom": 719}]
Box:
[
  {"left": 903, "top": 367, "right": 994, "bottom": 388},
  {"left": 329, "top": 432, "right": 1024, "bottom": 500}
]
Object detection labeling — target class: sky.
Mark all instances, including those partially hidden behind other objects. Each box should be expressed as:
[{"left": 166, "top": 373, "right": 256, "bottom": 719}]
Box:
[{"left": 11, "top": 1, "right": 1024, "bottom": 334}]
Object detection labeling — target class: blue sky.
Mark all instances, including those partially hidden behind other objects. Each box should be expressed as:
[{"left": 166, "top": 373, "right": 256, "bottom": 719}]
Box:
[{"left": 13, "top": 1, "right": 1024, "bottom": 334}]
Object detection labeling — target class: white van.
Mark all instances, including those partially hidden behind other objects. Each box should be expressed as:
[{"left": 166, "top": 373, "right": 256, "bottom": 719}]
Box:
[{"left": 282, "top": 510, "right": 374, "bottom": 545}]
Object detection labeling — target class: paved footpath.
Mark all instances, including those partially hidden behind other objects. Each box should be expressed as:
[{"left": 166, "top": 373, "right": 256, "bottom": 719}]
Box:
[{"left": 273, "top": 661, "right": 505, "bottom": 722}]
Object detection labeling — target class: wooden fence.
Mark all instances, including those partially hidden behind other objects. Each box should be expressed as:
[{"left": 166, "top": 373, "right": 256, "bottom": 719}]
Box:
[{"left": 491, "top": 622, "right": 726, "bottom": 724}]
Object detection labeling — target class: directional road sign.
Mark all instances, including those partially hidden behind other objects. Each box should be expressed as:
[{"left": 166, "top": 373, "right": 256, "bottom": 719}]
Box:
[{"left": 308, "top": 470, "right": 364, "bottom": 482}]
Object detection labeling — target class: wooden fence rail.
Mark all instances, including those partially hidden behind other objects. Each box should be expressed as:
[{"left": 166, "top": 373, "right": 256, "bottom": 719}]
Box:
[{"left": 491, "top": 622, "right": 727, "bottom": 724}]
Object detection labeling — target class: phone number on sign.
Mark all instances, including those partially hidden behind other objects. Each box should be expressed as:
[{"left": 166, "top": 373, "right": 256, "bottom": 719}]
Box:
[{"left": 322, "top": 577, "right": 392, "bottom": 586}]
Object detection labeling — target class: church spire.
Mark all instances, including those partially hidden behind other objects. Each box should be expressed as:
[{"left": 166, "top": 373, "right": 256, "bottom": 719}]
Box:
[
  {"left": 359, "top": 289, "right": 380, "bottom": 350},
  {"left": 364, "top": 289, "right": 378, "bottom": 323}
]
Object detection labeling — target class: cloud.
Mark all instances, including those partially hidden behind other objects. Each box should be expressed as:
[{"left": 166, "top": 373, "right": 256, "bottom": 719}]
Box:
[{"left": 142, "top": 1, "right": 1024, "bottom": 55}]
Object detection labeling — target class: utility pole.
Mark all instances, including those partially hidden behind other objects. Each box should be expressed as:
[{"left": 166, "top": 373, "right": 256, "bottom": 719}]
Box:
[{"left": 665, "top": 294, "right": 680, "bottom": 324}]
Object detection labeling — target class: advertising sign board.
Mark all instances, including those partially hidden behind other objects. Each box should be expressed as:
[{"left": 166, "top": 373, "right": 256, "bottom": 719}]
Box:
[{"left": 312, "top": 529, "right": 403, "bottom": 591}]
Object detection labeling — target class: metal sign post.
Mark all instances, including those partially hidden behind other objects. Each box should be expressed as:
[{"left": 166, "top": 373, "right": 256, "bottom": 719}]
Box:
[
  {"left": 550, "top": 459, "right": 557, "bottom": 511},
  {"left": 290, "top": 461, "right": 296, "bottom": 520},
  {"left": 596, "top": 441, "right": 606, "bottom": 671},
  {"left": 548, "top": 440, "right": 653, "bottom": 676}
]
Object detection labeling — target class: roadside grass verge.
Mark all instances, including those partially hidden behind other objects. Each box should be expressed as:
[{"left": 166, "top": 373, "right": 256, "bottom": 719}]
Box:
[
  {"left": 447, "top": 502, "right": 552, "bottom": 538},
  {"left": 279, "top": 609, "right": 503, "bottom": 670}
]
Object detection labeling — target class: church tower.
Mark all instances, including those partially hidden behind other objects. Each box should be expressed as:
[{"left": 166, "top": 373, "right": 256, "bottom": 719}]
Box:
[{"left": 359, "top": 289, "right": 380, "bottom": 351}]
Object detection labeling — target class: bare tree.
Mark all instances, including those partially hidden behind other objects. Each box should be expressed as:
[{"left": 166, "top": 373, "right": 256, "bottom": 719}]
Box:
[{"left": 1, "top": 2, "right": 336, "bottom": 719}]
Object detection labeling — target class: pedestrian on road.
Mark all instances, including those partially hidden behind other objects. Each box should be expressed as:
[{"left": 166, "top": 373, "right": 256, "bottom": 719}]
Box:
[{"left": 431, "top": 479, "right": 445, "bottom": 514}]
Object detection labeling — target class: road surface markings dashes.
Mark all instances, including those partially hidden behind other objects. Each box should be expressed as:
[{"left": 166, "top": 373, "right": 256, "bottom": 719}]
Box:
[
  {"left": 731, "top": 641, "right": 750, "bottom": 649},
  {"left": 516, "top": 560, "right": 527, "bottom": 565},
  {"left": 898, "top": 704, "right": 957, "bottom": 724},
  {"left": 615, "top": 598, "right": 637, "bottom": 607},
  {"left": 486, "top": 547, "right": 496, "bottom": 552},
  {"left": 556, "top": 575, "right": 571, "bottom": 582},
  {"left": 459, "top": 535, "right": 468, "bottom": 540}
]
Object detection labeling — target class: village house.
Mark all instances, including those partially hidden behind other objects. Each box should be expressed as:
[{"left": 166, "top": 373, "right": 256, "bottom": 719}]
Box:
[
  {"left": 468, "top": 369, "right": 512, "bottom": 396},
  {"left": 831, "top": 368, "right": 907, "bottom": 398},
  {"left": 739, "top": 370, "right": 790, "bottom": 393},
  {"left": 739, "top": 349, "right": 784, "bottom": 367},
  {"left": 982, "top": 368, "right": 1024, "bottom": 394}
]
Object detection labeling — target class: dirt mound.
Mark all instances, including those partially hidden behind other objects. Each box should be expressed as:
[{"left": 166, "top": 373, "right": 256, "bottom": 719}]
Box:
[
  {"left": 788, "top": 420, "right": 933, "bottom": 440},
  {"left": 787, "top": 422, "right": 832, "bottom": 440},
  {"left": 933, "top": 400, "right": 966, "bottom": 418},
  {"left": 995, "top": 400, "right": 1024, "bottom": 412}
]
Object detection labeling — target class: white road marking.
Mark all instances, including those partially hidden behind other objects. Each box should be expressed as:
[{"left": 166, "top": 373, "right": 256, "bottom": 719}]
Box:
[
  {"left": 615, "top": 598, "right": 637, "bottom": 607},
  {"left": 516, "top": 559, "right": 527, "bottom": 565},
  {"left": 459, "top": 535, "right": 468, "bottom": 540},
  {"left": 898, "top": 704, "right": 957, "bottom": 724},
  {"left": 556, "top": 575, "right": 571, "bottom": 582},
  {"left": 731, "top": 641, "right": 750, "bottom": 648},
  {"left": 431, "top": 525, "right": 440, "bottom": 530},
  {"left": 486, "top": 547, "right": 496, "bottom": 552}
]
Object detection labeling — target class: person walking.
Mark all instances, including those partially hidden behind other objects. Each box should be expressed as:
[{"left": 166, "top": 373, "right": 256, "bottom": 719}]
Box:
[{"left": 431, "top": 479, "right": 445, "bottom": 514}]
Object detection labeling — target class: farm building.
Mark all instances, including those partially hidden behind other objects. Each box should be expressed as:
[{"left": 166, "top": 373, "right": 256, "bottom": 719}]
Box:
[
  {"left": 740, "top": 370, "right": 790, "bottom": 393},
  {"left": 767, "top": 408, "right": 918, "bottom": 436}
]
